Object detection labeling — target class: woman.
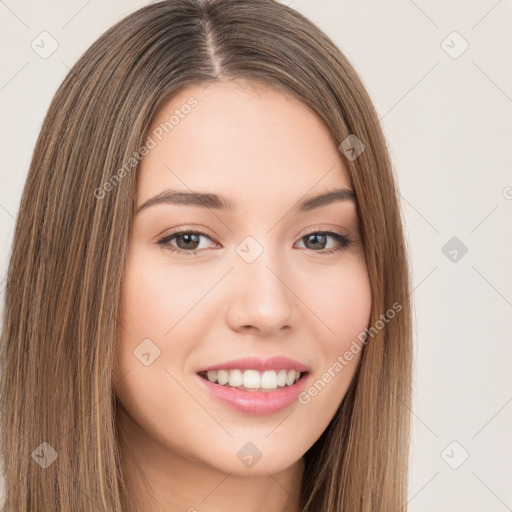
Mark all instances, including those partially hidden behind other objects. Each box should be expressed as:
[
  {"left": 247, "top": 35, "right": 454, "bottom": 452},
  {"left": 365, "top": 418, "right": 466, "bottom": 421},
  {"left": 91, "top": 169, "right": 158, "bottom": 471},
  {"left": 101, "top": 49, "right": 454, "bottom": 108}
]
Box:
[{"left": 0, "top": 1, "right": 413, "bottom": 510}]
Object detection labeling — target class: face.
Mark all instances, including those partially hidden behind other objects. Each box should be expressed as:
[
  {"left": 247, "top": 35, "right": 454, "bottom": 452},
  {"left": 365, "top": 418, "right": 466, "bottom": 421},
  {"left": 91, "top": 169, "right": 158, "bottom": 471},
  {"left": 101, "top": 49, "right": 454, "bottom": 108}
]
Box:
[{"left": 113, "top": 79, "right": 372, "bottom": 479}]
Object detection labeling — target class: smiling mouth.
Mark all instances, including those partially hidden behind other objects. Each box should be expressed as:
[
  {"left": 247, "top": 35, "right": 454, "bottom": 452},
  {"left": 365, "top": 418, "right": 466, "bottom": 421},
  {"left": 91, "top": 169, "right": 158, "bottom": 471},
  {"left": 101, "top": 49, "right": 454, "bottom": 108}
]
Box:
[{"left": 197, "top": 369, "right": 309, "bottom": 392}]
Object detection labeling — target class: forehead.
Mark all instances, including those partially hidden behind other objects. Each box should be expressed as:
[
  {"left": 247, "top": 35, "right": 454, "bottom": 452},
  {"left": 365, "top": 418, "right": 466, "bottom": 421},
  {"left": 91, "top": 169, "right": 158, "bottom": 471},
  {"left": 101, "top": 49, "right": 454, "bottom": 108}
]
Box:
[{"left": 137, "top": 80, "right": 352, "bottom": 208}]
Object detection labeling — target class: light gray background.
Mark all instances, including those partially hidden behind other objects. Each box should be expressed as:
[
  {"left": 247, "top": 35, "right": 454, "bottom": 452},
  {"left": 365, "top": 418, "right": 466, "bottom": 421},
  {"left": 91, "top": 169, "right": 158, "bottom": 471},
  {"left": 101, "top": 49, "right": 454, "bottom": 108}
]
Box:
[{"left": 1, "top": 1, "right": 511, "bottom": 510}]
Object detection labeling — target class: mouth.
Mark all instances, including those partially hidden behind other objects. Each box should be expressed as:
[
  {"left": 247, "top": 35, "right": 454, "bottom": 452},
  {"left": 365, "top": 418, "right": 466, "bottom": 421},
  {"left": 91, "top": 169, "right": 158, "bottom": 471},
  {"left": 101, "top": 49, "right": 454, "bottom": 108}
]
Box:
[
  {"left": 197, "top": 369, "right": 309, "bottom": 392},
  {"left": 196, "top": 368, "right": 310, "bottom": 415}
]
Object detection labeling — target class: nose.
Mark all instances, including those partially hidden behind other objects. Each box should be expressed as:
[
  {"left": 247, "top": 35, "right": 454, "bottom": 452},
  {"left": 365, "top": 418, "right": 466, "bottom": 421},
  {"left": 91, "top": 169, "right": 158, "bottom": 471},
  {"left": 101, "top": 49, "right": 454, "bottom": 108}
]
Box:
[{"left": 224, "top": 245, "right": 295, "bottom": 337}]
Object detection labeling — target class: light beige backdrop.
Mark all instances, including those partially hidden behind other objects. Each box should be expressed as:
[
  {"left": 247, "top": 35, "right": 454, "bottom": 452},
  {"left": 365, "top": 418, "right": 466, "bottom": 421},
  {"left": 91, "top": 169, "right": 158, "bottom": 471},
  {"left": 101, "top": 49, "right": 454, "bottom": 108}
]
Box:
[{"left": 1, "top": 1, "right": 511, "bottom": 510}]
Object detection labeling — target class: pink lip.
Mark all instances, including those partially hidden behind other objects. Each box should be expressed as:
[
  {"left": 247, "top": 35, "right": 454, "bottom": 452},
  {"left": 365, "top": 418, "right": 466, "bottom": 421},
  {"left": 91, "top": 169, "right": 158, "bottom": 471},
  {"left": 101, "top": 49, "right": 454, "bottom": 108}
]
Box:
[
  {"left": 196, "top": 372, "right": 310, "bottom": 415},
  {"left": 196, "top": 356, "right": 310, "bottom": 373}
]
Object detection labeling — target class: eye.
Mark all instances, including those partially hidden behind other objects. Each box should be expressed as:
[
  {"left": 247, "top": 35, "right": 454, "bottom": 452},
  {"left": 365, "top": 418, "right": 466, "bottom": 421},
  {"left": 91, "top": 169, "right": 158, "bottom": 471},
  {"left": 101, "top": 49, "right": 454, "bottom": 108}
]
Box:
[
  {"left": 156, "top": 229, "right": 354, "bottom": 255},
  {"left": 156, "top": 229, "right": 216, "bottom": 255},
  {"left": 295, "top": 231, "right": 353, "bottom": 254}
]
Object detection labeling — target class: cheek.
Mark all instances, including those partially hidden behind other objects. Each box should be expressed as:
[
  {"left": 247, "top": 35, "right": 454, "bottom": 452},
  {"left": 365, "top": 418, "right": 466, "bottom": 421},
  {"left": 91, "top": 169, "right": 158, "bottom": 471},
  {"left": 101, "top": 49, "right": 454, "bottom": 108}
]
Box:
[
  {"left": 303, "top": 258, "right": 372, "bottom": 345},
  {"left": 113, "top": 252, "right": 200, "bottom": 444},
  {"left": 298, "top": 258, "right": 370, "bottom": 393},
  {"left": 294, "top": 260, "right": 371, "bottom": 415},
  {"left": 331, "top": 269, "right": 372, "bottom": 338},
  {"left": 118, "top": 249, "right": 205, "bottom": 336}
]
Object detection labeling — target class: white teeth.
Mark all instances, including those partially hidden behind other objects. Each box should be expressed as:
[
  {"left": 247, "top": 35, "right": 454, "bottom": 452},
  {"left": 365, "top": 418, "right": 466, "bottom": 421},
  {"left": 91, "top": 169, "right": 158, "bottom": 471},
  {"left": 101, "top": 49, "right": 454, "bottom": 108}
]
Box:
[
  {"left": 260, "top": 370, "right": 277, "bottom": 389},
  {"left": 286, "top": 370, "right": 297, "bottom": 386},
  {"left": 217, "top": 369, "right": 229, "bottom": 385},
  {"left": 202, "top": 369, "right": 303, "bottom": 390},
  {"left": 228, "top": 369, "right": 243, "bottom": 387},
  {"left": 276, "top": 369, "right": 287, "bottom": 387},
  {"left": 243, "top": 369, "right": 260, "bottom": 389}
]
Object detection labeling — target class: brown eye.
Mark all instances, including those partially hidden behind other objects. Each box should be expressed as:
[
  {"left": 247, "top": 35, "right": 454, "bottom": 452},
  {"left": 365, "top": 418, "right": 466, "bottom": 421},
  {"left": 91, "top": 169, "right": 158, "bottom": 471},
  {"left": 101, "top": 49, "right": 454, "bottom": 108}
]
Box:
[
  {"left": 156, "top": 230, "right": 215, "bottom": 255},
  {"left": 173, "top": 233, "right": 201, "bottom": 250},
  {"left": 296, "top": 231, "right": 352, "bottom": 253}
]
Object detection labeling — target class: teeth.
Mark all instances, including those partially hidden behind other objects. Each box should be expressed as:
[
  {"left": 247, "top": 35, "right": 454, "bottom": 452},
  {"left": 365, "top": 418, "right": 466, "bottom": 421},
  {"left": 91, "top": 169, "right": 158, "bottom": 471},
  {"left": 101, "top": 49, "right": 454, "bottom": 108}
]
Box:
[
  {"left": 261, "top": 370, "right": 277, "bottom": 389},
  {"left": 276, "top": 369, "right": 287, "bottom": 387},
  {"left": 217, "top": 369, "right": 229, "bottom": 385},
  {"left": 204, "top": 369, "right": 302, "bottom": 390},
  {"left": 286, "top": 370, "right": 297, "bottom": 386},
  {"left": 243, "top": 369, "right": 260, "bottom": 389},
  {"left": 229, "top": 369, "right": 243, "bottom": 387},
  {"left": 207, "top": 370, "right": 218, "bottom": 383}
]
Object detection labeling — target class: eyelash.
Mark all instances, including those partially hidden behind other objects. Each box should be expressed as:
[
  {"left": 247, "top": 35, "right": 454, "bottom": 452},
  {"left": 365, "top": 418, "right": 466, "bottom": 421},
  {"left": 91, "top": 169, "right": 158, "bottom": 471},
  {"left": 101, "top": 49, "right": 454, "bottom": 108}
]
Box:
[{"left": 156, "top": 229, "right": 354, "bottom": 256}]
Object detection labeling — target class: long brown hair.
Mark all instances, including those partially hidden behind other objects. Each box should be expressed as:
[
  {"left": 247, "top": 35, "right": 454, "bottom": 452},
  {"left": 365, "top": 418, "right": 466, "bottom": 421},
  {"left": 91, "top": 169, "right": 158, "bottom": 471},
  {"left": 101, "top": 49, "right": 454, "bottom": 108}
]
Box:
[{"left": 0, "top": 1, "right": 413, "bottom": 510}]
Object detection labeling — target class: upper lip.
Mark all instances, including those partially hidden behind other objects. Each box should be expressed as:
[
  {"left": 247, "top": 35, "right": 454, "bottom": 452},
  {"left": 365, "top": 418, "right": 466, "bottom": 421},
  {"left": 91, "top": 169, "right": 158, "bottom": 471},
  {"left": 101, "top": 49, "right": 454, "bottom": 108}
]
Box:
[{"left": 197, "top": 356, "right": 310, "bottom": 373}]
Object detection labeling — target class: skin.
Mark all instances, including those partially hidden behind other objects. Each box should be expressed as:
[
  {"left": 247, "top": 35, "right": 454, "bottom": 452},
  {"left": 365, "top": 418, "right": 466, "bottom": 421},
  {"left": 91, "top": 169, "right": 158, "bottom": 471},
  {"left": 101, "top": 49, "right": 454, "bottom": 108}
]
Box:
[{"left": 113, "top": 79, "right": 372, "bottom": 512}]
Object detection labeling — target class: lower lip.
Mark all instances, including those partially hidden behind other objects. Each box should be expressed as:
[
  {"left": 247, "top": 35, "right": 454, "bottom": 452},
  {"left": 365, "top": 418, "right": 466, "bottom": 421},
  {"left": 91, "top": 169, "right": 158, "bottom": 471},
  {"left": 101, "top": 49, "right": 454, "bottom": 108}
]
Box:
[{"left": 196, "top": 373, "right": 309, "bottom": 416}]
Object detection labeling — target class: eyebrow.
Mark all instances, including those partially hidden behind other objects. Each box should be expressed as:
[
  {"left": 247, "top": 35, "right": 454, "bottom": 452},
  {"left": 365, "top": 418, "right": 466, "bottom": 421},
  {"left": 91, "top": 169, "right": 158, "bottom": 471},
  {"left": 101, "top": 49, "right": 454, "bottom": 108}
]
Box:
[{"left": 136, "top": 187, "right": 356, "bottom": 214}]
